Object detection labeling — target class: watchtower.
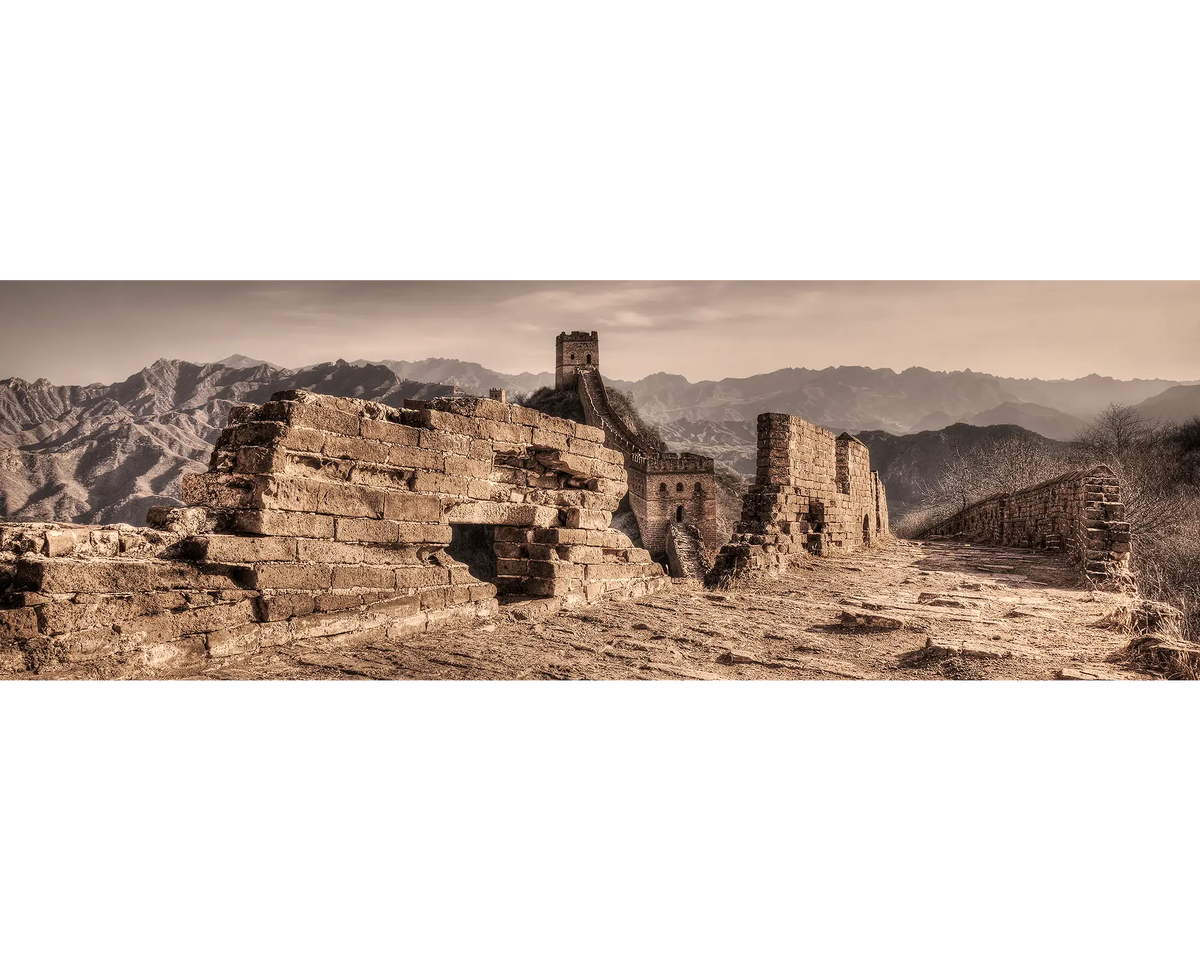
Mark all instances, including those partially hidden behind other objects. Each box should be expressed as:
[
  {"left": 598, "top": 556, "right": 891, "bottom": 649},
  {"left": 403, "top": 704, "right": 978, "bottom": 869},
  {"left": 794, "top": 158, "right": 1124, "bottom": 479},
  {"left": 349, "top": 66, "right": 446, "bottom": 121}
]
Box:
[{"left": 555, "top": 331, "right": 599, "bottom": 390}]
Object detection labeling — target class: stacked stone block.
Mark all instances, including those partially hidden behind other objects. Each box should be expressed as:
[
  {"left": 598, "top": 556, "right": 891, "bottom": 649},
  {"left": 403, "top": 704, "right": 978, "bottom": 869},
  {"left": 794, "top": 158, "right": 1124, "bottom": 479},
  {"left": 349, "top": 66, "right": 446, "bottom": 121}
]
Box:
[
  {"left": 493, "top": 527, "right": 659, "bottom": 600},
  {"left": 919, "top": 465, "right": 1131, "bottom": 579},
  {"left": 0, "top": 390, "right": 667, "bottom": 678},
  {"left": 708, "top": 413, "right": 889, "bottom": 581}
]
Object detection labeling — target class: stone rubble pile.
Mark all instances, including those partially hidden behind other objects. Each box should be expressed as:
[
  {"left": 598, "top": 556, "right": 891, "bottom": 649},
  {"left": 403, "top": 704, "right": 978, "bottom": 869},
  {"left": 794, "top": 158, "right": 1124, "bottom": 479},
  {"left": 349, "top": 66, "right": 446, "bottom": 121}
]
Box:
[{"left": 0, "top": 391, "right": 667, "bottom": 678}]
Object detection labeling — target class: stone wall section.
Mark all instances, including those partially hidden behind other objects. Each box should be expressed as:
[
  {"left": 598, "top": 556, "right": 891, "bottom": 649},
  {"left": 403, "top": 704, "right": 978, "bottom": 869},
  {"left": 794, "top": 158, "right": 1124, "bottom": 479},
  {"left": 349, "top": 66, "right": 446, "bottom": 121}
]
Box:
[
  {"left": 0, "top": 391, "right": 666, "bottom": 678},
  {"left": 708, "top": 413, "right": 889, "bottom": 580},
  {"left": 919, "top": 466, "right": 1131, "bottom": 579},
  {"left": 575, "top": 362, "right": 717, "bottom": 559}
]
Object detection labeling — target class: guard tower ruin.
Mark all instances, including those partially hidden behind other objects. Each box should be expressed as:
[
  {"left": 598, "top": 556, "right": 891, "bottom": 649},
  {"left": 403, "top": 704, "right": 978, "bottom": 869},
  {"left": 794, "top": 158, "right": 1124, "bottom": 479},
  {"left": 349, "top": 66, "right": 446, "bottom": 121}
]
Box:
[{"left": 555, "top": 330, "right": 599, "bottom": 390}]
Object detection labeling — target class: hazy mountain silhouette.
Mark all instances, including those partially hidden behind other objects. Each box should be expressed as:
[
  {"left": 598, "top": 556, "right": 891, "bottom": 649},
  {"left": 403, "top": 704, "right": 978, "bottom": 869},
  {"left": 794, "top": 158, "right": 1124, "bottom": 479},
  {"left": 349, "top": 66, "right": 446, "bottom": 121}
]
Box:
[{"left": 1, "top": 356, "right": 1192, "bottom": 525}]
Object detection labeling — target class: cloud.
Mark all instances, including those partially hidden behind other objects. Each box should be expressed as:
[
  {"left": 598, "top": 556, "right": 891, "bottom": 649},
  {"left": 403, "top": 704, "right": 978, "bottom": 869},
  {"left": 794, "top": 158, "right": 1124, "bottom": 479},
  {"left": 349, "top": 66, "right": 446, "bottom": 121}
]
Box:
[{"left": 498, "top": 284, "right": 683, "bottom": 317}]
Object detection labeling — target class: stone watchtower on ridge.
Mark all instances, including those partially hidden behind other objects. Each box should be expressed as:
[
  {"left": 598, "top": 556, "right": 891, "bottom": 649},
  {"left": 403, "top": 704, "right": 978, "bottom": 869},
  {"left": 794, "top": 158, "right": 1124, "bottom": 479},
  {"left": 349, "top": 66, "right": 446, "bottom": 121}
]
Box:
[
  {"left": 555, "top": 331, "right": 599, "bottom": 390},
  {"left": 557, "top": 331, "right": 717, "bottom": 575}
]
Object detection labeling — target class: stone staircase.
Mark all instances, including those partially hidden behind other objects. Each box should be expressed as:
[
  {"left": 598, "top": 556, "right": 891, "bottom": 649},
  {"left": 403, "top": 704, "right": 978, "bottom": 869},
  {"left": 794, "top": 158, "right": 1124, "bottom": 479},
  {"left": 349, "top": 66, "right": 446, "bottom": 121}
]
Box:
[{"left": 666, "top": 522, "right": 708, "bottom": 580}]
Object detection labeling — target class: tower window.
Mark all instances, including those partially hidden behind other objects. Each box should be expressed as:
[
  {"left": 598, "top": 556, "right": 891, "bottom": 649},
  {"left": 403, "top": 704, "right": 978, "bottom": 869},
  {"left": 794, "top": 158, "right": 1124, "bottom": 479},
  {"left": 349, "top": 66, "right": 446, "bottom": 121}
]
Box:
[
  {"left": 694, "top": 482, "right": 703, "bottom": 493},
  {"left": 658, "top": 482, "right": 667, "bottom": 493},
  {"left": 675, "top": 482, "right": 683, "bottom": 492}
]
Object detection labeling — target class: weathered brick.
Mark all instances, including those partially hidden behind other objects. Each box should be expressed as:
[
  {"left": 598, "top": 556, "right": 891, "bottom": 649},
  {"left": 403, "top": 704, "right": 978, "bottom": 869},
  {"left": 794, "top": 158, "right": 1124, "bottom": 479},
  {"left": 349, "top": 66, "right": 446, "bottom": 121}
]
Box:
[
  {"left": 256, "top": 593, "right": 317, "bottom": 622},
  {"left": 186, "top": 535, "right": 298, "bottom": 564},
  {"left": 410, "top": 471, "right": 470, "bottom": 496},
  {"left": 443, "top": 455, "right": 492, "bottom": 480},
  {"left": 383, "top": 491, "right": 442, "bottom": 522},
  {"left": 235, "top": 445, "right": 285, "bottom": 475},
  {"left": 335, "top": 517, "right": 399, "bottom": 544},
  {"left": 259, "top": 399, "right": 361, "bottom": 437},
  {"left": 360, "top": 418, "right": 420, "bottom": 446},
  {"left": 565, "top": 508, "right": 610, "bottom": 530},
  {"left": 332, "top": 565, "right": 396, "bottom": 590},
  {"left": 297, "top": 540, "right": 364, "bottom": 564},
  {"left": 390, "top": 522, "right": 451, "bottom": 548},
  {"left": 0, "top": 607, "right": 39, "bottom": 643},
  {"left": 250, "top": 563, "right": 332, "bottom": 590},
  {"left": 228, "top": 510, "right": 336, "bottom": 539},
  {"left": 523, "top": 577, "right": 580, "bottom": 597},
  {"left": 387, "top": 445, "right": 445, "bottom": 471},
  {"left": 557, "top": 545, "right": 604, "bottom": 563},
  {"left": 419, "top": 430, "right": 472, "bottom": 455},
  {"left": 181, "top": 473, "right": 257, "bottom": 509},
  {"left": 322, "top": 434, "right": 389, "bottom": 463},
  {"left": 394, "top": 566, "right": 452, "bottom": 589}
]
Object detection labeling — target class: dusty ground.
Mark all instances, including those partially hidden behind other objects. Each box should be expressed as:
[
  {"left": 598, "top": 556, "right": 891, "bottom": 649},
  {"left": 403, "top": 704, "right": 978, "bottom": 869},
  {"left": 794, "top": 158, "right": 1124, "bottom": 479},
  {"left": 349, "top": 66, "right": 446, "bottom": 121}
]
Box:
[{"left": 187, "top": 539, "right": 1150, "bottom": 680}]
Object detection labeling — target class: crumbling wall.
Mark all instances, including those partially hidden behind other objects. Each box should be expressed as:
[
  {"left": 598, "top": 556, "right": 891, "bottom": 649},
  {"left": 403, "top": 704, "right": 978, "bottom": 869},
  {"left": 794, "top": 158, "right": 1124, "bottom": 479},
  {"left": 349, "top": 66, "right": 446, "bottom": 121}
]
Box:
[
  {"left": 919, "top": 466, "right": 1131, "bottom": 579},
  {"left": 708, "top": 413, "right": 889, "bottom": 580},
  {"left": 0, "top": 391, "right": 666, "bottom": 678}
]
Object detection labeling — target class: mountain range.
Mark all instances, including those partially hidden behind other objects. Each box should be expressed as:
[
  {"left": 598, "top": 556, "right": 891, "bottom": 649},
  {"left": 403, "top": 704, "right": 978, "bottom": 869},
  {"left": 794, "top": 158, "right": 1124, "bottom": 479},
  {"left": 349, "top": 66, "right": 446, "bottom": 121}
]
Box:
[{"left": 2, "top": 355, "right": 1197, "bottom": 525}]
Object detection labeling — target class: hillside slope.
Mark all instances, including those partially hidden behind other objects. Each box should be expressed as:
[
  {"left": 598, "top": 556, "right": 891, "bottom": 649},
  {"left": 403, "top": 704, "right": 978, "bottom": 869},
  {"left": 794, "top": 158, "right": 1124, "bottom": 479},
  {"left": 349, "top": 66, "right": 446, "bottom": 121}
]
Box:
[
  {"left": 0, "top": 360, "right": 453, "bottom": 524},
  {"left": 1135, "top": 384, "right": 1200, "bottom": 424}
]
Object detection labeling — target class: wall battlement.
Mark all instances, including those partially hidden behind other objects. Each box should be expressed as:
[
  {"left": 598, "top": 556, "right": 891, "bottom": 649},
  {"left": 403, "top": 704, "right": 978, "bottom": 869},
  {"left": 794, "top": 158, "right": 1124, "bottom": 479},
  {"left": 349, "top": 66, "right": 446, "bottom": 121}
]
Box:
[
  {"left": 631, "top": 452, "right": 715, "bottom": 473},
  {"left": 0, "top": 390, "right": 666, "bottom": 678},
  {"left": 918, "top": 465, "right": 1131, "bottom": 579},
  {"left": 708, "top": 412, "right": 889, "bottom": 581}
]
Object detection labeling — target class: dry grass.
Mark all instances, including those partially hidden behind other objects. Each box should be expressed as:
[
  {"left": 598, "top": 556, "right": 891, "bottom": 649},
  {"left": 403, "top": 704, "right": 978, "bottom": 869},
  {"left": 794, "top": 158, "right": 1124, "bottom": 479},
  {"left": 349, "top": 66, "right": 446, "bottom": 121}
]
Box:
[{"left": 891, "top": 504, "right": 954, "bottom": 539}]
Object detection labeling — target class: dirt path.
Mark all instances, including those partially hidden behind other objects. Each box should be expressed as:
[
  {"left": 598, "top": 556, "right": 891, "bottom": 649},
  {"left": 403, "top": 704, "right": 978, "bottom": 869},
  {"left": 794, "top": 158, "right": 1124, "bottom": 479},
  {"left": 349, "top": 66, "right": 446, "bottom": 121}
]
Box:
[{"left": 190, "top": 539, "right": 1147, "bottom": 680}]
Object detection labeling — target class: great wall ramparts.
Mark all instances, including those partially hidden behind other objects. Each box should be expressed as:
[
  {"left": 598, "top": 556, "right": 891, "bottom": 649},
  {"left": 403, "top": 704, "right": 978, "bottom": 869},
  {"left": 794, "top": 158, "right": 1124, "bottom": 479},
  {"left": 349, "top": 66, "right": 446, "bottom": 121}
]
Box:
[
  {"left": 709, "top": 413, "right": 890, "bottom": 581},
  {"left": 917, "top": 465, "right": 1132, "bottom": 578},
  {"left": 0, "top": 391, "right": 667, "bottom": 677},
  {"left": 558, "top": 331, "right": 717, "bottom": 561}
]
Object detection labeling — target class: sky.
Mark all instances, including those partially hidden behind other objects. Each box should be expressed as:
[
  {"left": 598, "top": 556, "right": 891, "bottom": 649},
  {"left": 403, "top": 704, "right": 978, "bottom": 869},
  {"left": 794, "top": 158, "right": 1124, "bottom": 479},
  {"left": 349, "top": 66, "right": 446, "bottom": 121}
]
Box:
[{"left": 0, "top": 281, "right": 1197, "bottom": 386}]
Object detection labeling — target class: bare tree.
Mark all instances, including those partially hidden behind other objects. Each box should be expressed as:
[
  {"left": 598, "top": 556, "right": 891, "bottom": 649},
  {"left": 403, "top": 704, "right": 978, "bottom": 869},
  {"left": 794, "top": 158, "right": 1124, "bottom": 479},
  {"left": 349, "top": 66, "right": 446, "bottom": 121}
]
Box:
[
  {"left": 1073, "top": 403, "right": 1154, "bottom": 470},
  {"left": 919, "top": 440, "right": 988, "bottom": 514}
]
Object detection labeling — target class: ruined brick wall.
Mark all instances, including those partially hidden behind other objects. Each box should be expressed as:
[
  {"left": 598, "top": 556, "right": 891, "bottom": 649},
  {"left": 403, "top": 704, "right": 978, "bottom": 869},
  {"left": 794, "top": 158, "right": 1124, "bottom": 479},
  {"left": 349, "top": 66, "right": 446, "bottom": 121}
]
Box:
[
  {"left": 0, "top": 391, "right": 666, "bottom": 678},
  {"left": 708, "top": 413, "right": 889, "bottom": 580},
  {"left": 574, "top": 357, "right": 717, "bottom": 561},
  {"left": 555, "top": 330, "right": 599, "bottom": 390},
  {"left": 919, "top": 466, "right": 1131, "bottom": 579}
]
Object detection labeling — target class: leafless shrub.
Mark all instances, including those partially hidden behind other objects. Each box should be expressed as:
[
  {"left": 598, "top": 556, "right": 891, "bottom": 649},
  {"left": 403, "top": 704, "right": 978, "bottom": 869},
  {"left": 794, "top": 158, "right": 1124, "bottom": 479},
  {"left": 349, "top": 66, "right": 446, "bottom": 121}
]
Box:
[
  {"left": 913, "top": 433, "right": 1070, "bottom": 520},
  {"left": 604, "top": 388, "right": 668, "bottom": 452},
  {"left": 712, "top": 467, "right": 748, "bottom": 548},
  {"left": 891, "top": 503, "right": 956, "bottom": 539}
]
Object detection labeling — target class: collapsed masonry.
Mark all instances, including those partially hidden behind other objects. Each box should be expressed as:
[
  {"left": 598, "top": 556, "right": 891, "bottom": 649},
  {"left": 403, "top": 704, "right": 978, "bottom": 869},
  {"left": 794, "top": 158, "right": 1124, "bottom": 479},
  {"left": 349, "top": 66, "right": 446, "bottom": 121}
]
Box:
[
  {"left": 708, "top": 413, "right": 890, "bottom": 581},
  {"left": 0, "top": 391, "right": 666, "bottom": 677},
  {"left": 557, "top": 331, "right": 717, "bottom": 567},
  {"left": 918, "top": 465, "right": 1131, "bottom": 580}
]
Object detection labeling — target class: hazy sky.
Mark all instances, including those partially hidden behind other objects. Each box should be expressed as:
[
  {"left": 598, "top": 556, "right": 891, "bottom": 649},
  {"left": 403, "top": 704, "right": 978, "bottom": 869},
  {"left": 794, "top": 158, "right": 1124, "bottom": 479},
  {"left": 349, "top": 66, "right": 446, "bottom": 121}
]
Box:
[{"left": 1, "top": 282, "right": 1196, "bottom": 385}]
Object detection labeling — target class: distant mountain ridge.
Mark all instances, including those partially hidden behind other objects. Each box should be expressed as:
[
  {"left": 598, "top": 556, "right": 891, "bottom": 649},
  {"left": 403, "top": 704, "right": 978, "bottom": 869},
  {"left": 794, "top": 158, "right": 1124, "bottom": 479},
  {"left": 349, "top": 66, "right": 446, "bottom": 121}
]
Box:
[
  {"left": 1134, "top": 384, "right": 1200, "bottom": 424},
  {"left": 0, "top": 359, "right": 457, "bottom": 524},
  {"left": 2, "top": 355, "right": 1195, "bottom": 526}
]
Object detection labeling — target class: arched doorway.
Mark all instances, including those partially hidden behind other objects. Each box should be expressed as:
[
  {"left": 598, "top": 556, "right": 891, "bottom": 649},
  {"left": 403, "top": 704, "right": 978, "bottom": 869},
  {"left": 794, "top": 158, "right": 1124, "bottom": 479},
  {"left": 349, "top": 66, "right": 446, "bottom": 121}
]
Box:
[
  {"left": 676, "top": 505, "right": 684, "bottom": 522},
  {"left": 862, "top": 514, "right": 871, "bottom": 545}
]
